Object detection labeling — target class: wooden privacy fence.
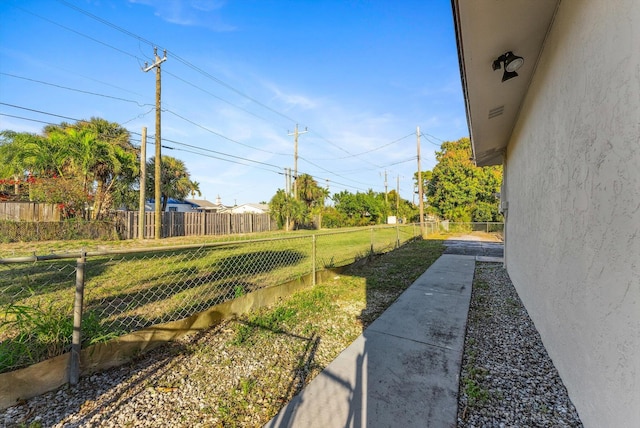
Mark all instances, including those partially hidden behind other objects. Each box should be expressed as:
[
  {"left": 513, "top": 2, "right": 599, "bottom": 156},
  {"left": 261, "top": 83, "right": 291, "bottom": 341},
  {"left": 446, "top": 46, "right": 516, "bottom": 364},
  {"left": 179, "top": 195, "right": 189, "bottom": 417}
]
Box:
[
  {"left": 115, "top": 211, "right": 277, "bottom": 239},
  {"left": 0, "top": 202, "right": 60, "bottom": 222}
]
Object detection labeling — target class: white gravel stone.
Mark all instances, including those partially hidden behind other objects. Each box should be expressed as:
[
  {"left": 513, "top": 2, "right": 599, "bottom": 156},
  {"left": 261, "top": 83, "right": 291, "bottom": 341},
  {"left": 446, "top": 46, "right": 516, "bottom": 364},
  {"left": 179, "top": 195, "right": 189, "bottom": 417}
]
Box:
[{"left": 457, "top": 262, "right": 583, "bottom": 427}]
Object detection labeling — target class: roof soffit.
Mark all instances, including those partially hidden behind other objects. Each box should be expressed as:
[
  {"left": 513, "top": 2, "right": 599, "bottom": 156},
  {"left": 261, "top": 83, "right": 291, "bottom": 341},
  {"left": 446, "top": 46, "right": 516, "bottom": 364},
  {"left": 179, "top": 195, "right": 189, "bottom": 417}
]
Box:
[{"left": 452, "top": 0, "right": 560, "bottom": 166}]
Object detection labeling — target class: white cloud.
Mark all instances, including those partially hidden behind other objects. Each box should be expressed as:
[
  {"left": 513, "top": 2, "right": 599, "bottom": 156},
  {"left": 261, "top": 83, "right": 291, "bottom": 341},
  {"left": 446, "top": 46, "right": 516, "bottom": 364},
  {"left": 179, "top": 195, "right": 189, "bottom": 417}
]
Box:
[{"left": 128, "top": 0, "right": 236, "bottom": 31}]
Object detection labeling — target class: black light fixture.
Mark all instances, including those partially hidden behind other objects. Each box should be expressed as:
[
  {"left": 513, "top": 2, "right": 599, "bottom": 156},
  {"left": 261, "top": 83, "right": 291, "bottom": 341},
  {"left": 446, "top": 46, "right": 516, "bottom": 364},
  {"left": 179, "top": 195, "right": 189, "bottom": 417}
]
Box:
[{"left": 492, "top": 51, "right": 524, "bottom": 82}]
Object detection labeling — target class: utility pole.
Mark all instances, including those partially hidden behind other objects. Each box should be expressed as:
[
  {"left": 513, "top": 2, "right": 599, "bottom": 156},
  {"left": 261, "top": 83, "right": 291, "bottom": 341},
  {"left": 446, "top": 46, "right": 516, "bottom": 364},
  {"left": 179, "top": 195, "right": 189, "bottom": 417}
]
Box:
[
  {"left": 287, "top": 124, "right": 308, "bottom": 199},
  {"left": 383, "top": 170, "right": 388, "bottom": 204},
  {"left": 284, "top": 167, "right": 289, "bottom": 194},
  {"left": 143, "top": 47, "right": 167, "bottom": 240},
  {"left": 382, "top": 169, "right": 389, "bottom": 222},
  {"left": 138, "top": 127, "right": 147, "bottom": 239},
  {"left": 396, "top": 174, "right": 400, "bottom": 217},
  {"left": 417, "top": 126, "right": 425, "bottom": 237}
]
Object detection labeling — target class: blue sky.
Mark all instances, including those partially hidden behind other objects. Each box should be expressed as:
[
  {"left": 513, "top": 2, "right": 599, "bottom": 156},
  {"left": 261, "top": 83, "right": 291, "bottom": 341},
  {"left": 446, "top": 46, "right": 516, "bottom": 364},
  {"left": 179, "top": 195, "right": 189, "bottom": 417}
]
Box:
[{"left": 0, "top": 0, "right": 468, "bottom": 205}]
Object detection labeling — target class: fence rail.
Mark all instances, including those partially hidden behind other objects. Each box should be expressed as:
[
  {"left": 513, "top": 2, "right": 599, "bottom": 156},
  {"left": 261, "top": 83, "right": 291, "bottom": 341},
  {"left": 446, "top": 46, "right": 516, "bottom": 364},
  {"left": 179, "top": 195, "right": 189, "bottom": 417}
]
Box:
[{"left": 0, "top": 202, "right": 60, "bottom": 222}]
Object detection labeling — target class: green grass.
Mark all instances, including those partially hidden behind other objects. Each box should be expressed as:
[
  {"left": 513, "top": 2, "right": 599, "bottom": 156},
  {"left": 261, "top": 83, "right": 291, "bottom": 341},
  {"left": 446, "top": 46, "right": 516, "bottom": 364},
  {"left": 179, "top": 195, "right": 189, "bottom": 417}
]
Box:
[
  {"left": 214, "top": 237, "right": 445, "bottom": 425},
  {"left": 461, "top": 347, "right": 490, "bottom": 408},
  {"left": 0, "top": 303, "right": 122, "bottom": 372},
  {"left": 0, "top": 225, "right": 423, "bottom": 373}
]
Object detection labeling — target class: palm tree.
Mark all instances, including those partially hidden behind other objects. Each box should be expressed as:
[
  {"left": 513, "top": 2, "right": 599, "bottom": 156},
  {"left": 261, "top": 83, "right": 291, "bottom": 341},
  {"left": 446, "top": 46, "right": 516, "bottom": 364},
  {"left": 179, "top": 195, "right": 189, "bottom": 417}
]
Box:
[
  {"left": 48, "top": 119, "right": 139, "bottom": 219},
  {"left": 81, "top": 119, "right": 137, "bottom": 218},
  {"left": 0, "top": 130, "right": 28, "bottom": 196},
  {"left": 296, "top": 173, "right": 329, "bottom": 228},
  {"left": 269, "top": 189, "right": 306, "bottom": 231},
  {"left": 146, "top": 155, "right": 193, "bottom": 212},
  {"left": 296, "top": 173, "right": 328, "bottom": 209},
  {"left": 189, "top": 180, "right": 202, "bottom": 199}
]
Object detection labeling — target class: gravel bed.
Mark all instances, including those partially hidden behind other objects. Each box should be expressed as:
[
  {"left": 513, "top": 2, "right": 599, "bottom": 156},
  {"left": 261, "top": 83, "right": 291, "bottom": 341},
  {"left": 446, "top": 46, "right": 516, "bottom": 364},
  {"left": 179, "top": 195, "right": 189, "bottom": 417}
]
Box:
[{"left": 458, "top": 262, "right": 583, "bottom": 427}]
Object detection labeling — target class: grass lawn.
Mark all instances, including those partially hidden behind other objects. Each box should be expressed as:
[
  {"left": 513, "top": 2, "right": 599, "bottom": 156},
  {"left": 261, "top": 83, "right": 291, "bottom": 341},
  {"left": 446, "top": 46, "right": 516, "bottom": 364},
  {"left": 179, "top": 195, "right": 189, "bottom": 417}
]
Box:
[{"left": 0, "top": 225, "right": 421, "bottom": 373}]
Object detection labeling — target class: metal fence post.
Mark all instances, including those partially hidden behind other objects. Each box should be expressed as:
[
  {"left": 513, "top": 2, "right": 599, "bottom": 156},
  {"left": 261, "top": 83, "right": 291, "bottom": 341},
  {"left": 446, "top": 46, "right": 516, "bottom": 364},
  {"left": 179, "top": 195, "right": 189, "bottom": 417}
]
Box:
[
  {"left": 312, "top": 235, "right": 316, "bottom": 286},
  {"left": 70, "top": 250, "right": 86, "bottom": 385},
  {"left": 396, "top": 223, "right": 400, "bottom": 248},
  {"left": 370, "top": 227, "right": 374, "bottom": 255}
]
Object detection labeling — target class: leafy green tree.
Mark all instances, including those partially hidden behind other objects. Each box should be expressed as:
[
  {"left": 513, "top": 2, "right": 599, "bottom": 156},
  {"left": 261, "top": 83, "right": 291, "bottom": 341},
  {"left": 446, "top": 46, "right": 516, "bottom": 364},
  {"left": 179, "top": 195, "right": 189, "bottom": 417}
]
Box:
[
  {"left": 332, "top": 189, "right": 387, "bottom": 226},
  {"left": 0, "top": 129, "right": 68, "bottom": 200},
  {"left": 420, "top": 137, "right": 502, "bottom": 222},
  {"left": 269, "top": 189, "right": 306, "bottom": 230},
  {"left": 320, "top": 206, "right": 347, "bottom": 228},
  {"left": 387, "top": 189, "right": 419, "bottom": 222}
]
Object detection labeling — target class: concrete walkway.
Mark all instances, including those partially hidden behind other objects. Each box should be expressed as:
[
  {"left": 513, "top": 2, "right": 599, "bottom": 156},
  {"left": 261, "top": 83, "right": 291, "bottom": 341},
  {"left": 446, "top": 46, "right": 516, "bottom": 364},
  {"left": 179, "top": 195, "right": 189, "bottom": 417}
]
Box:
[{"left": 265, "top": 252, "right": 481, "bottom": 428}]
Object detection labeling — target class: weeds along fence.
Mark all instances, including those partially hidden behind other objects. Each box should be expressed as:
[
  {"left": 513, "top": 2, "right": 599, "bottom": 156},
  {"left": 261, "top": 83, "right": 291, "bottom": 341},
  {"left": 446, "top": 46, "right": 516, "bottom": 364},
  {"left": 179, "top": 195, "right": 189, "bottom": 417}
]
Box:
[
  {"left": 0, "top": 219, "right": 118, "bottom": 243},
  {"left": 440, "top": 221, "right": 504, "bottom": 235},
  {"left": 0, "top": 223, "right": 426, "bottom": 378}
]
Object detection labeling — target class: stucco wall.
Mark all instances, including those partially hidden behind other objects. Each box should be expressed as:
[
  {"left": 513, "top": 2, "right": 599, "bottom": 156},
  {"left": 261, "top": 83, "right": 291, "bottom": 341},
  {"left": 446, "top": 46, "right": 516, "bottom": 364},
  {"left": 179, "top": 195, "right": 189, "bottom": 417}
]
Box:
[{"left": 503, "top": 1, "right": 640, "bottom": 427}]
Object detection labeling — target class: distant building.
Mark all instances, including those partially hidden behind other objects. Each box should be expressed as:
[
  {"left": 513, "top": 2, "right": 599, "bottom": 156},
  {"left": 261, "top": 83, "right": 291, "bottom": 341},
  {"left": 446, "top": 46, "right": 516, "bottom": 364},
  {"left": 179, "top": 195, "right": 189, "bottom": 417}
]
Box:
[
  {"left": 145, "top": 198, "right": 194, "bottom": 212},
  {"left": 221, "top": 203, "right": 269, "bottom": 215},
  {"left": 184, "top": 198, "right": 228, "bottom": 213}
]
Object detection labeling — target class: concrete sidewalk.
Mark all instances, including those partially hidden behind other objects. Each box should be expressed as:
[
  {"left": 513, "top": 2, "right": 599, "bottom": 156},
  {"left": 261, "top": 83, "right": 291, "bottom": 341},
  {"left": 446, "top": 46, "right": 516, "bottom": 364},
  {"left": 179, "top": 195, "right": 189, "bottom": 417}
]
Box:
[{"left": 265, "top": 253, "right": 477, "bottom": 428}]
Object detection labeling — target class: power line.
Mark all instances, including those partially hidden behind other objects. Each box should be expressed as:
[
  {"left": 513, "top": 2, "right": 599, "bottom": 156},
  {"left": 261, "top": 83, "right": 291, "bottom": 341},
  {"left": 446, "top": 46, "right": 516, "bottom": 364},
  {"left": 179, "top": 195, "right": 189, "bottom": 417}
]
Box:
[
  {"left": 27, "top": 1, "right": 414, "bottom": 175},
  {"left": 162, "top": 145, "right": 283, "bottom": 175},
  {"left": 0, "top": 102, "right": 82, "bottom": 123},
  {"left": 159, "top": 137, "right": 284, "bottom": 172},
  {"left": 56, "top": 0, "right": 154, "bottom": 47},
  {"left": 55, "top": 0, "right": 299, "bottom": 125},
  {"left": 298, "top": 155, "right": 375, "bottom": 188},
  {"left": 0, "top": 113, "right": 141, "bottom": 146},
  {"left": 0, "top": 113, "right": 57, "bottom": 126},
  {"left": 163, "top": 70, "right": 274, "bottom": 125},
  {"left": 420, "top": 131, "right": 445, "bottom": 143},
  {"left": 0, "top": 102, "right": 389, "bottom": 191},
  {"left": 163, "top": 109, "right": 290, "bottom": 156},
  {"left": 0, "top": 73, "right": 153, "bottom": 107},
  {"left": 420, "top": 132, "right": 445, "bottom": 147},
  {"left": 312, "top": 131, "right": 415, "bottom": 160},
  {"left": 11, "top": 4, "right": 141, "bottom": 61}
]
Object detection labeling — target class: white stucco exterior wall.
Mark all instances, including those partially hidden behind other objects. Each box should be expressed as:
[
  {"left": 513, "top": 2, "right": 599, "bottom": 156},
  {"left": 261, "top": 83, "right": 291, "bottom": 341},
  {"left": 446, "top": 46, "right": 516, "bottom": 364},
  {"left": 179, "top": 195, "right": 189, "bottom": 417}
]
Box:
[{"left": 503, "top": 1, "right": 640, "bottom": 427}]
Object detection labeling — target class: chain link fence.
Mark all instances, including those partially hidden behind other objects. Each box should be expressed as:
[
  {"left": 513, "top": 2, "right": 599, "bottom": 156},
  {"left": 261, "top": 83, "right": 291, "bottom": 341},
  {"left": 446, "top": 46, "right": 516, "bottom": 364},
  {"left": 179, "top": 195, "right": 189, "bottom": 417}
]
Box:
[
  {"left": 1, "top": 224, "right": 432, "bottom": 375},
  {"left": 1, "top": 222, "right": 502, "bottom": 377}
]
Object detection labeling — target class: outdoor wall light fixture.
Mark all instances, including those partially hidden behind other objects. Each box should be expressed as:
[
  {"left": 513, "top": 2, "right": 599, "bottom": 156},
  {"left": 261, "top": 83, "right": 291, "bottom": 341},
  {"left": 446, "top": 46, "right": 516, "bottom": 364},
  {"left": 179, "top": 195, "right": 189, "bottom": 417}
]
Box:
[{"left": 492, "top": 51, "right": 524, "bottom": 82}]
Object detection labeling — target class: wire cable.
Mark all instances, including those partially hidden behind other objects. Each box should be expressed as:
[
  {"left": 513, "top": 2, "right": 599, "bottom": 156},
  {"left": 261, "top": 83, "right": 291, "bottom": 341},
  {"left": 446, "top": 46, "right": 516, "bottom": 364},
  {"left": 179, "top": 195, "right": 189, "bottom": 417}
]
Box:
[
  {"left": 54, "top": 0, "right": 299, "bottom": 125},
  {"left": 0, "top": 73, "right": 153, "bottom": 108},
  {"left": 11, "top": 4, "right": 141, "bottom": 61},
  {"left": 0, "top": 102, "right": 82, "bottom": 123},
  {"left": 163, "top": 109, "right": 290, "bottom": 156},
  {"left": 160, "top": 137, "right": 284, "bottom": 171}
]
